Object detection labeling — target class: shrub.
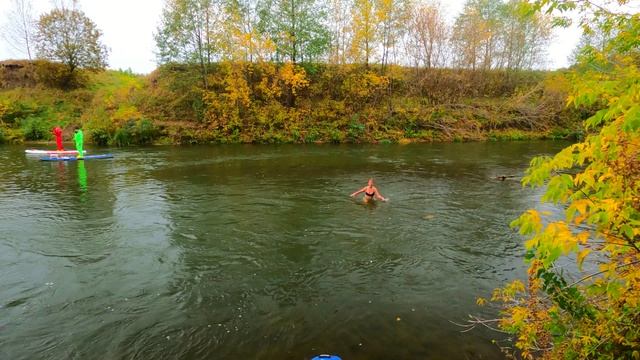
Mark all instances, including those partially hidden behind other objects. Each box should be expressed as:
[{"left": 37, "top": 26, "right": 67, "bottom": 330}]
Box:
[
  {"left": 85, "top": 110, "right": 114, "bottom": 145},
  {"left": 132, "top": 118, "right": 158, "bottom": 144},
  {"left": 21, "top": 116, "right": 51, "bottom": 140},
  {"left": 329, "top": 128, "right": 345, "bottom": 143},
  {"left": 111, "top": 119, "right": 158, "bottom": 146},
  {"left": 88, "top": 126, "right": 111, "bottom": 146},
  {"left": 34, "top": 60, "right": 88, "bottom": 89},
  {"left": 112, "top": 126, "right": 132, "bottom": 146},
  {"left": 304, "top": 128, "right": 320, "bottom": 143},
  {"left": 404, "top": 127, "right": 419, "bottom": 138},
  {"left": 347, "top": 119, "right": 365, "bottom": 142},
  {"left": 1, "top": 101, "right": 41, "bottom": 126}
]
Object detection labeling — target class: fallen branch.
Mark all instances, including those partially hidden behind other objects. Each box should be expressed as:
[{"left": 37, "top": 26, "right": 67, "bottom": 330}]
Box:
[{"left": 450, "top": 315, "right": 508, "bottom": 333}]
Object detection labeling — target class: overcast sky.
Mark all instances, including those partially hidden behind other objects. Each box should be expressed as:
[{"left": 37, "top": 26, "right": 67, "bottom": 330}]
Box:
[{"left": 0, "top": 0, "right": 582, "bottom": 74}]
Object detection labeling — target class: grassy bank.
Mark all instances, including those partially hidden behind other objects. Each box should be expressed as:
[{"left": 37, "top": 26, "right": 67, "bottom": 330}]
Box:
[{"left": 0, "top": 60, "right": 586, "bottom": 145}]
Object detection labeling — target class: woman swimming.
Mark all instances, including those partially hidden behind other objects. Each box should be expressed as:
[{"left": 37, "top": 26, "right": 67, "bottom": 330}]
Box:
[{"left": 350, "top": 178, "right": 388, "bottom": 203}]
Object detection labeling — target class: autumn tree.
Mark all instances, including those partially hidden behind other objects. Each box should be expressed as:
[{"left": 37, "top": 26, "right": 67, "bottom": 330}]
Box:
[
  {"left": 498, "top": 0, "right": 552, "bottom": 70},
  {"left": 327, "top": 0, "right": 352, "bottom": 64},
  {"left": 278, "top": 61, "right": 309, "bottom": 106},
  {"left": 451, "top": 0, "right": 503, "bottom": 70},
  {"left": 349, "top": 0, "right": 377, "bottom": 65},
  {"left": 570, "top": 17, "right": 619, "bottom": 65},
  {"left": 222, "top": 0, "right": 274, "bottom": 62},
  {"left": 376, "top": 0, "right": 411, "bottom": 71},
  {"left": 407, "top": 1, "right": 449, "bottom": 68},
  {"left": 2, "top": 0, "right": 36, "bottom": 60},
  {"left": 35, "top": 2, "right": 108, "bottom": 87},
  {"left": 484, "top": 1, "right": 640, "bottom": 358},
  {"left": 155, "top": 0, "right": 224, "bottom": 88},
  {"left": 452, "top": 0, "right": 550, "bottom": 71},
  {"left": 257, "top": 0, "right": 330, "bottom": 63}
]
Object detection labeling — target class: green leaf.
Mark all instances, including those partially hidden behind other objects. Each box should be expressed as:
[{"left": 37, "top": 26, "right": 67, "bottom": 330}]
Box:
[
  {"left": 620, "top": 224, "right": 634, "bottom": 240},
  {"left": 586, "top": 109, "right": 607, "bottom": 129},
  {"left": 622, "top": 105, "right": 640, "bottom": 132}
]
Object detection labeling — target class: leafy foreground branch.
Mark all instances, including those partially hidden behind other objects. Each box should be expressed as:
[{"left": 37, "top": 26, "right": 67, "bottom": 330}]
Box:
[{"left": 477, "top": 2, "right": 640, "bottom": 359}]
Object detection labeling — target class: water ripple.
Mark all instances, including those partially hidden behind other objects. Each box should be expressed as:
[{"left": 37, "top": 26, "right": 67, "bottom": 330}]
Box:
[{"left": 0, "top": 142, "right": 569, "bottom": 360}]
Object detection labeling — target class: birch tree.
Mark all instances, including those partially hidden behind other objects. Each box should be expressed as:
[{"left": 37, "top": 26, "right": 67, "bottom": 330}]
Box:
[
  {"left": 407, "top": 1, "right": 448, "bottom": 68},
  {"left": 349, "top": 0, "right": 377, "bottom": 65},
  {"left": 2, "top": 0, "right": 36, "bottom": 59},
  {"left": 498, "top": 0, "right": 551, "bottom": 70},
  {"left": 222, "top": 0, "right": 274, "bottom": 62},
  {"left": 376, "top": 0, "right": 411, "bottom": 70},
  {"left": 451, "top": 0, "right": 503, "bottom": 70},
  {"left": 258, "top": 0, "right": 330, "bottom": 63},
  {"left": 327, "top": 0, "right": 352, "bottom": 64},
  {"left": 155, "top": 0, "right": 224, "bottom": 88}
]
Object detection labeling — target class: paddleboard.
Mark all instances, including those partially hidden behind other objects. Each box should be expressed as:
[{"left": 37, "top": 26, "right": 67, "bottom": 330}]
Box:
[
  {"left": 311, "top": 355, "right": 342, "bottom": 360},
  {"left": 26, "top": 149, "right": 86, "bottom": 155},
  {"left": 40, "top": 154, "right": 114, "bottom": 161}
]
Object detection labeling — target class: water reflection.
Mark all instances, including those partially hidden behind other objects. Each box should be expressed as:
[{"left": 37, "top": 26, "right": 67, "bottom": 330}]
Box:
[
  {"left": 0, "top": 142, "right": 569, "bottom": 360},
  {"left": 78, "top": 161, "right": 87, "bottom": 193},
  {"left": 135, "top": 143, "right": 566, "bottom": 359}
]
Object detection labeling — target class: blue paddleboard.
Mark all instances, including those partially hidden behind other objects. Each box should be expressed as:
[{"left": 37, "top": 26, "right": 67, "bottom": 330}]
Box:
[
  {"left": 311, "top": 355, "right": 342, "bottom": 360},
  {"left": 40, "top": 154, "right": 114, "bottom": 161}
]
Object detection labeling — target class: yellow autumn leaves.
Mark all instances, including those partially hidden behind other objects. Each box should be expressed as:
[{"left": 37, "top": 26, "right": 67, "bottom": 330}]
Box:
[{"left": 491, "top": 1, "right": 640, "bottom": 358}]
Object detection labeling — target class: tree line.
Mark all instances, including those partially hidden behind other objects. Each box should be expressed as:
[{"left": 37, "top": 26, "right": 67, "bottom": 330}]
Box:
[
  {"left": 154, "top": 0, "right": 553, "bottom": 84},
  {"left": 2, "top": 0, "right": 578, "bottom": 148},
  {"left": 2, "top": 0, "right": 552, "bottom": 85}
]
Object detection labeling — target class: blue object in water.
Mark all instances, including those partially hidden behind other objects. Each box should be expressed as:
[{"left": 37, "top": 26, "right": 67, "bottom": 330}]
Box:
[
  {"left": 40, "top": 154, "right": 114, "bottom": 161},
  {"left": 311, "top": 355, "right": 342, "bottom": 360}
]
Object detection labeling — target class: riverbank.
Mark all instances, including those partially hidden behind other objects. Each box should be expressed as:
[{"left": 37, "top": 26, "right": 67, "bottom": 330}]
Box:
[{"left": 1, "top": 60, "right": 586, "bottom": 145}]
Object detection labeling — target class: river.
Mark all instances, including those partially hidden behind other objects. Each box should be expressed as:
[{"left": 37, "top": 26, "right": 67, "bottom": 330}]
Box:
[{"left": 0, "top": 142, "right": 568, "bottom": 359}]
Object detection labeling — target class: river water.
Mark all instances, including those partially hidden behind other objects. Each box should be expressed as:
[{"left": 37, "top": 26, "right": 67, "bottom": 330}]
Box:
[{"left": 0, "top": 142, "right": 567, "bottom": 359}]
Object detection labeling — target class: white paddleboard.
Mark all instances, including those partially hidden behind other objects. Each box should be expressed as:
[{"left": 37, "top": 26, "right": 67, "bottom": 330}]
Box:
[{"left": 25, "top": 149, "right": 86, "bottom": 156}]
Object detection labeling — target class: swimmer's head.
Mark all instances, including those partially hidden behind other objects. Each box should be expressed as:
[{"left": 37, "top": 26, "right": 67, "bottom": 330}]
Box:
[{"left": 368, "top": 178, "right": 374, "bottom": 186}]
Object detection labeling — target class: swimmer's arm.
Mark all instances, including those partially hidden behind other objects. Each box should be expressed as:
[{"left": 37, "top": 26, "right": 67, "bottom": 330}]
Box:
[
  {"left": 350, "top": 187, "right": 366, "bottom": 197},
  {"left": 374, "top": 187, "right": 388, "bottom": 201}
]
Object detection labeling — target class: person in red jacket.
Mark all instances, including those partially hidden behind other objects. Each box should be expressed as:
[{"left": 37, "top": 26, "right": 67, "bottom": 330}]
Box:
[{"left": 53, "top": 127, "right": 64, "bottom": 151}]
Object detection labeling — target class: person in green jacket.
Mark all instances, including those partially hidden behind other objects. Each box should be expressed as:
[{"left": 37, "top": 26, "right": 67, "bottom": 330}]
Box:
[{"left": 74, "top": 128, "right": 84, "bottom": 159}]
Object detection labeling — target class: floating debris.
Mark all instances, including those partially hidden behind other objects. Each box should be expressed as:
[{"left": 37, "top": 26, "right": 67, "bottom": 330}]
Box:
[
  {"left": 494, "top": 175, "right": 517, "bottom": 181},
  {"left": 180, "top": 233, "right": 198, "bottom": 240}
]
